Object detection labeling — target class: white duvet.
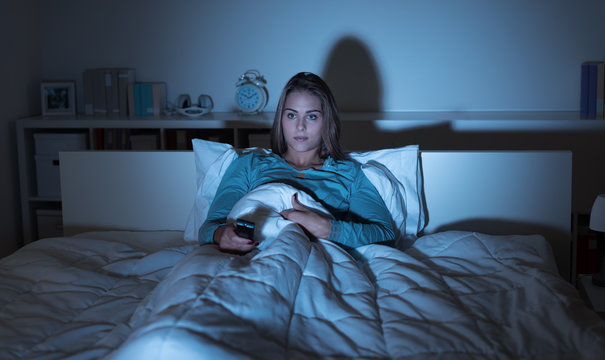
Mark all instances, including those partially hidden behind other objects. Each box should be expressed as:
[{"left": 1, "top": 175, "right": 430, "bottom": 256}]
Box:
[
  {"left": 107, "top": 184, "right": 605, "bottom": 359},
  {"left": 0, "top": 231, "right": 195, "bottom": 359},
  {"left": 1, "top": 184, "right": 605, "bottom": 359}
]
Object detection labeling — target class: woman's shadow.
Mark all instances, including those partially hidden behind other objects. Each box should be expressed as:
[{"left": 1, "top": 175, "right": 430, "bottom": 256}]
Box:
[{"left": 322, "top": 36, "right": 383, "bottom": 112}]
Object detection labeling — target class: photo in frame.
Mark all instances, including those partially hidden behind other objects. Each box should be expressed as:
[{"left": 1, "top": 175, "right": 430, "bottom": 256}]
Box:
[{"left": 41, "top": 81, "right": 76, "bottom": 115}]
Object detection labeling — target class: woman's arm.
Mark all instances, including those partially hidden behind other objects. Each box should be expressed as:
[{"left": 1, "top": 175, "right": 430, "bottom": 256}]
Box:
[
  {"left": 198, "top": 154, "right": 253, "bottom": 246},
  {"left": 281, "top": 167, "right": 395, "bottom": 248},
  {"left": 280, "top": 193, "right": 332, "bottom": 239},
  {"left": 328, "top": 170, "right": 395, "bottom": 248}
]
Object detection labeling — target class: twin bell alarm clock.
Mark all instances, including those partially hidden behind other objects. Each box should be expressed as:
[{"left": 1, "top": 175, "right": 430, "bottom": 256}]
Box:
[{"left": 235, "top": 70, "right": 268, "bottom": 114}]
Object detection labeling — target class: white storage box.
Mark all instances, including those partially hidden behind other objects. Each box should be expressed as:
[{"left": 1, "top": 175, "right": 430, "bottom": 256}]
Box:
[
  {"left": 35, "top": 155, "right": 62, "bottom": 197},
  {"left": 36, "top": 209, "right": 63, "bottom": 239},
  {"left": 34, "top": 133, "right": 88, "bottom": 156},
  {"left": 33, "top": 133, "right": 87, "bottom": 197}
]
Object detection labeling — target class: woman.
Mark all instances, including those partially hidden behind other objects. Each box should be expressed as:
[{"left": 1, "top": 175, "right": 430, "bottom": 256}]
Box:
[{"left": 199, "top": 72, "right": 394, "bottom": 253}]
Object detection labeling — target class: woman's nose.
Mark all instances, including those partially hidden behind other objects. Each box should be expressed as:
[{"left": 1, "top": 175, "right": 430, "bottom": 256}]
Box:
[{"left": 296, "top": 119, "right": 305, "bottom": 130}]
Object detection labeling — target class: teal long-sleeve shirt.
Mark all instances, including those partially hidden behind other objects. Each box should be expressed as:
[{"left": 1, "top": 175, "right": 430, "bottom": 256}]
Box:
[{"left": 198, "top": 152, "right": 395, "bottom": 249}]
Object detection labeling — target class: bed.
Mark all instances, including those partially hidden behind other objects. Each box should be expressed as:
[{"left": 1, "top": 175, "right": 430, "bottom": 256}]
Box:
[{"left": 1, "top": 140, "right": 604, "bottom": 359}]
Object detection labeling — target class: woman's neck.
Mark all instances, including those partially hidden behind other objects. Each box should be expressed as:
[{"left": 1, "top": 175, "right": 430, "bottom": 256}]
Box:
[{"left": 284, "top": 152, "right": 324, "bottom": 171}]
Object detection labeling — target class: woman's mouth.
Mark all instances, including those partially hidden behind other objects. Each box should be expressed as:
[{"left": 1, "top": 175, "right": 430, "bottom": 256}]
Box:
[{"left": 294, "top": 136, "right": 307, "bottom": 142}]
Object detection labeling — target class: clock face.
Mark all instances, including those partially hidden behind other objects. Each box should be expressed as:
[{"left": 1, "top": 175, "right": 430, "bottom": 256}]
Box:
[{"left": 236, "top": 84, "right": 265, "bottom": 112}]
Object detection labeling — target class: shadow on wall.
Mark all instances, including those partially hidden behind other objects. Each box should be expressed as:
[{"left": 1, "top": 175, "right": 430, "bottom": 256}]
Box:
[{"left": 322, "top": 36, "right": 383, "bottom": 112}]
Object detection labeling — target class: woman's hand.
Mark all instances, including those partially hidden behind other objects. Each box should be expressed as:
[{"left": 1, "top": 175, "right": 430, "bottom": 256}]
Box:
[
  {"left": 213, "top": 223, "right": 258, "bottom": 254},
  {"left": 280, "top": 194, "right": 331, "bottom": 240}
]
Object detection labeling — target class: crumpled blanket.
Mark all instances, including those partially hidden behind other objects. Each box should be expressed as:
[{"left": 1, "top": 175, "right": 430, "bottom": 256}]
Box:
[
  {"left": 107, "top": 183, "right": 605, "bottom": 359},
  {"left": 0, "top": 231, "right": 195, "bottom": 360}
]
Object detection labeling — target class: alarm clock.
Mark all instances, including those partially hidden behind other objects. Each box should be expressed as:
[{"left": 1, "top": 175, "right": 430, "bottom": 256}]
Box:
[{"left": 235, "top": 70, "right": 268, "bottom": 114}]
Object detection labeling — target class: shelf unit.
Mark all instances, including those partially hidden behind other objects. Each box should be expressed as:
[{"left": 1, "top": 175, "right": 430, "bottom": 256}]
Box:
[
  {"left": 16, "top": 113, "right": 275, "bottom": 244},
  {"left": 16, "top": 111, "right": 605, "bottom": 247}
]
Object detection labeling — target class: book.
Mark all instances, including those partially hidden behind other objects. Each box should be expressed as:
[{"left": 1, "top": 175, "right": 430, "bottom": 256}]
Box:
[
  {"left": 103, "top": 128, "right": 115, "bottom": 149},
  {"left": 93, "top": 69, "right": 107, "bottom": 114},
  {"left": 83, "top": 68, "right": 137, "bottom": 117},
  {"left": 130, "top": 133, "right": 159, "bottom": 150},
  {"left": 110, "top": 69, "right": 120, "bottom": 115},
  {"left": 152, "top": 82, "right": 166, "bottom": 116},
  {"left": 102, "top": 69, "right": 119, "bottom": 116},
  {"left": 581, "top": 61, "right": 605, "bottom": 119},
  {"left": 129, "top": 82, "right": 166, "bottom": 117},
  {"left": 83, "top": 69, "right": 95, "bottom": 115},
  {"left": 94, "top": 128, "right": 104, "bottom": 149},
  {"left": 581, "top": 64, "right": 589, "bottom": 118},
  {"left": 127, "top": 83, "right": 135, "bottom": 117},
  {"left": 141, "top": 83, "right": 153, "bottom": 115},
  {"left": 118, "top": 68, "right": 135, "bottom": 117},
  {"left": 596, "top": 62, "right": 604, "bottom": 119},
  {"left": 588, "top": 63, "right": 597, "bottom": 118}
]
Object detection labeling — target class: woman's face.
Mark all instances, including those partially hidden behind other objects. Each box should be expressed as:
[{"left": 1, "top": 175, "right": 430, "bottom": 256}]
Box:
[{"left": 281, "top": 90, "right": 324, "bottom": 157}]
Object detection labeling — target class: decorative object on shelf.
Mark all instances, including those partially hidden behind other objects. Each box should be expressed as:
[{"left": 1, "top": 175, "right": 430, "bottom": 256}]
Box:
[
  {"left": 176, "top": 94, "right": 214, "bottom": 117},
  {"left": 41, "top": 81, "right": 76, "bottom": 116},
  {"left": 235, "top": 69, "right": 268, "bottom": 114},
  {"left": 590, "top": 194, "right": 605, "bottom": 286},
  {"left": 176, "top": 94, "right": 192, "bottom": 109}
]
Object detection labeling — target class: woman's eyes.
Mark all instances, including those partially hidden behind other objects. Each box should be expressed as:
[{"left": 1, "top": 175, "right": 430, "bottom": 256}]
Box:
[{"left": 285, "top": 112, "right": 319, "bottom": 120}]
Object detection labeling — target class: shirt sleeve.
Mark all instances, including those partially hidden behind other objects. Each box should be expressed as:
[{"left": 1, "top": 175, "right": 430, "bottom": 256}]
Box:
[
  {"left": 327, "top": 168, "right": 395, "bottom": 248},
  {"left": 198, "top": 154, "right": 253, "bottom": 244}
]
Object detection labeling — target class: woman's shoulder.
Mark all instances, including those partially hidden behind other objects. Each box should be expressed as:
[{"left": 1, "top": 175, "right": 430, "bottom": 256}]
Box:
[
  {"left": 326, "top": 156, "right": 362, "bottom": 174},
  {"left": 234, "top": 150, "right": 280, "bottom": 166}
]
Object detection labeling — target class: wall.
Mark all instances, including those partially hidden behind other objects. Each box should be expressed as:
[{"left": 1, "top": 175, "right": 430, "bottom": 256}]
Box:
[
  {"left": 8, "top": 1, "right": 605, "bottom": 255},
  {"left": 39, "top": 0, "right": 605, "bottom": 113},
  {"left": 0, "top": 0, "right": 42, "bottom": 257}
]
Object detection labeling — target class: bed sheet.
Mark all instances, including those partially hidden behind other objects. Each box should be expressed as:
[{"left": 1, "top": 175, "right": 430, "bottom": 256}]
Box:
[{"left": 0, "top": 231, "right": 196, "bottom": 359}]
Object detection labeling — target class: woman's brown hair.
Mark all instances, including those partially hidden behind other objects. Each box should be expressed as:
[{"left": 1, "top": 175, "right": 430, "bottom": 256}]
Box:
[{"left": 270, "top": 72, "right": 348, "bottom": 161}]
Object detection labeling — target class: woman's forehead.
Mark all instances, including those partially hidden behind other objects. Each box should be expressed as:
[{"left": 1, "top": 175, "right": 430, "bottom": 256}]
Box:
[{"left": 285, "top": 90, "right": 322, "bottom": 110}]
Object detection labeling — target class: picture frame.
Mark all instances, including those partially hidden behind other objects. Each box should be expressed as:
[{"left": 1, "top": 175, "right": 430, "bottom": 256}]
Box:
[{"left": 41, "top": 81, "right": 76, "bottom": 116}]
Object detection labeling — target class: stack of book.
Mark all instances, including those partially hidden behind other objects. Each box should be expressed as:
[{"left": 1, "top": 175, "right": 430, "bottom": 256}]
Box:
[
  {"left": 83, "top": 68, "right": 167, "bottom": 117},
  {"left": 127, "top": 82, "right": 166, "bottom": 117},
  {"left": 581, "top": 61, "right": 605, "bottom": 119},
  {"left": 83, "top": 68, "right": 135, "bottom": 116}
]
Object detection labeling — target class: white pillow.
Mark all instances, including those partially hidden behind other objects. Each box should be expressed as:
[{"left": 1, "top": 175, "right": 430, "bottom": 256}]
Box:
[
  {"left": 184, "top": 139, "right": 425, "bottom": 250},
  {"left": 350, "top": 145, "right": 426, "bottom": 249},
  {"left": 183, "top": 139, "right": 268, "bottom": 242}
]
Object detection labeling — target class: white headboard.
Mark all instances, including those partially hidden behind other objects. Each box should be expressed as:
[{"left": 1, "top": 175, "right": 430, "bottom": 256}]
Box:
[
  {"left": 60, "top": 151, "right": 197, "bottom": 235},
  {"left": 60, "top": 150, "right": 572, "bottom": 279}
]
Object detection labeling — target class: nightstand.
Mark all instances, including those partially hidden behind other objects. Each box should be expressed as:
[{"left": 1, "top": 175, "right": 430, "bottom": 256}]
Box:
[{"left": 577, "top": 274, "right": 605, "bottom": 319}]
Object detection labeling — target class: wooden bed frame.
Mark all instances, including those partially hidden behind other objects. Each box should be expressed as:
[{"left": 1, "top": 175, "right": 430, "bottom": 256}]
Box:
[{"left": 59, "top": 150, "right": 572, "bottom": 280}]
